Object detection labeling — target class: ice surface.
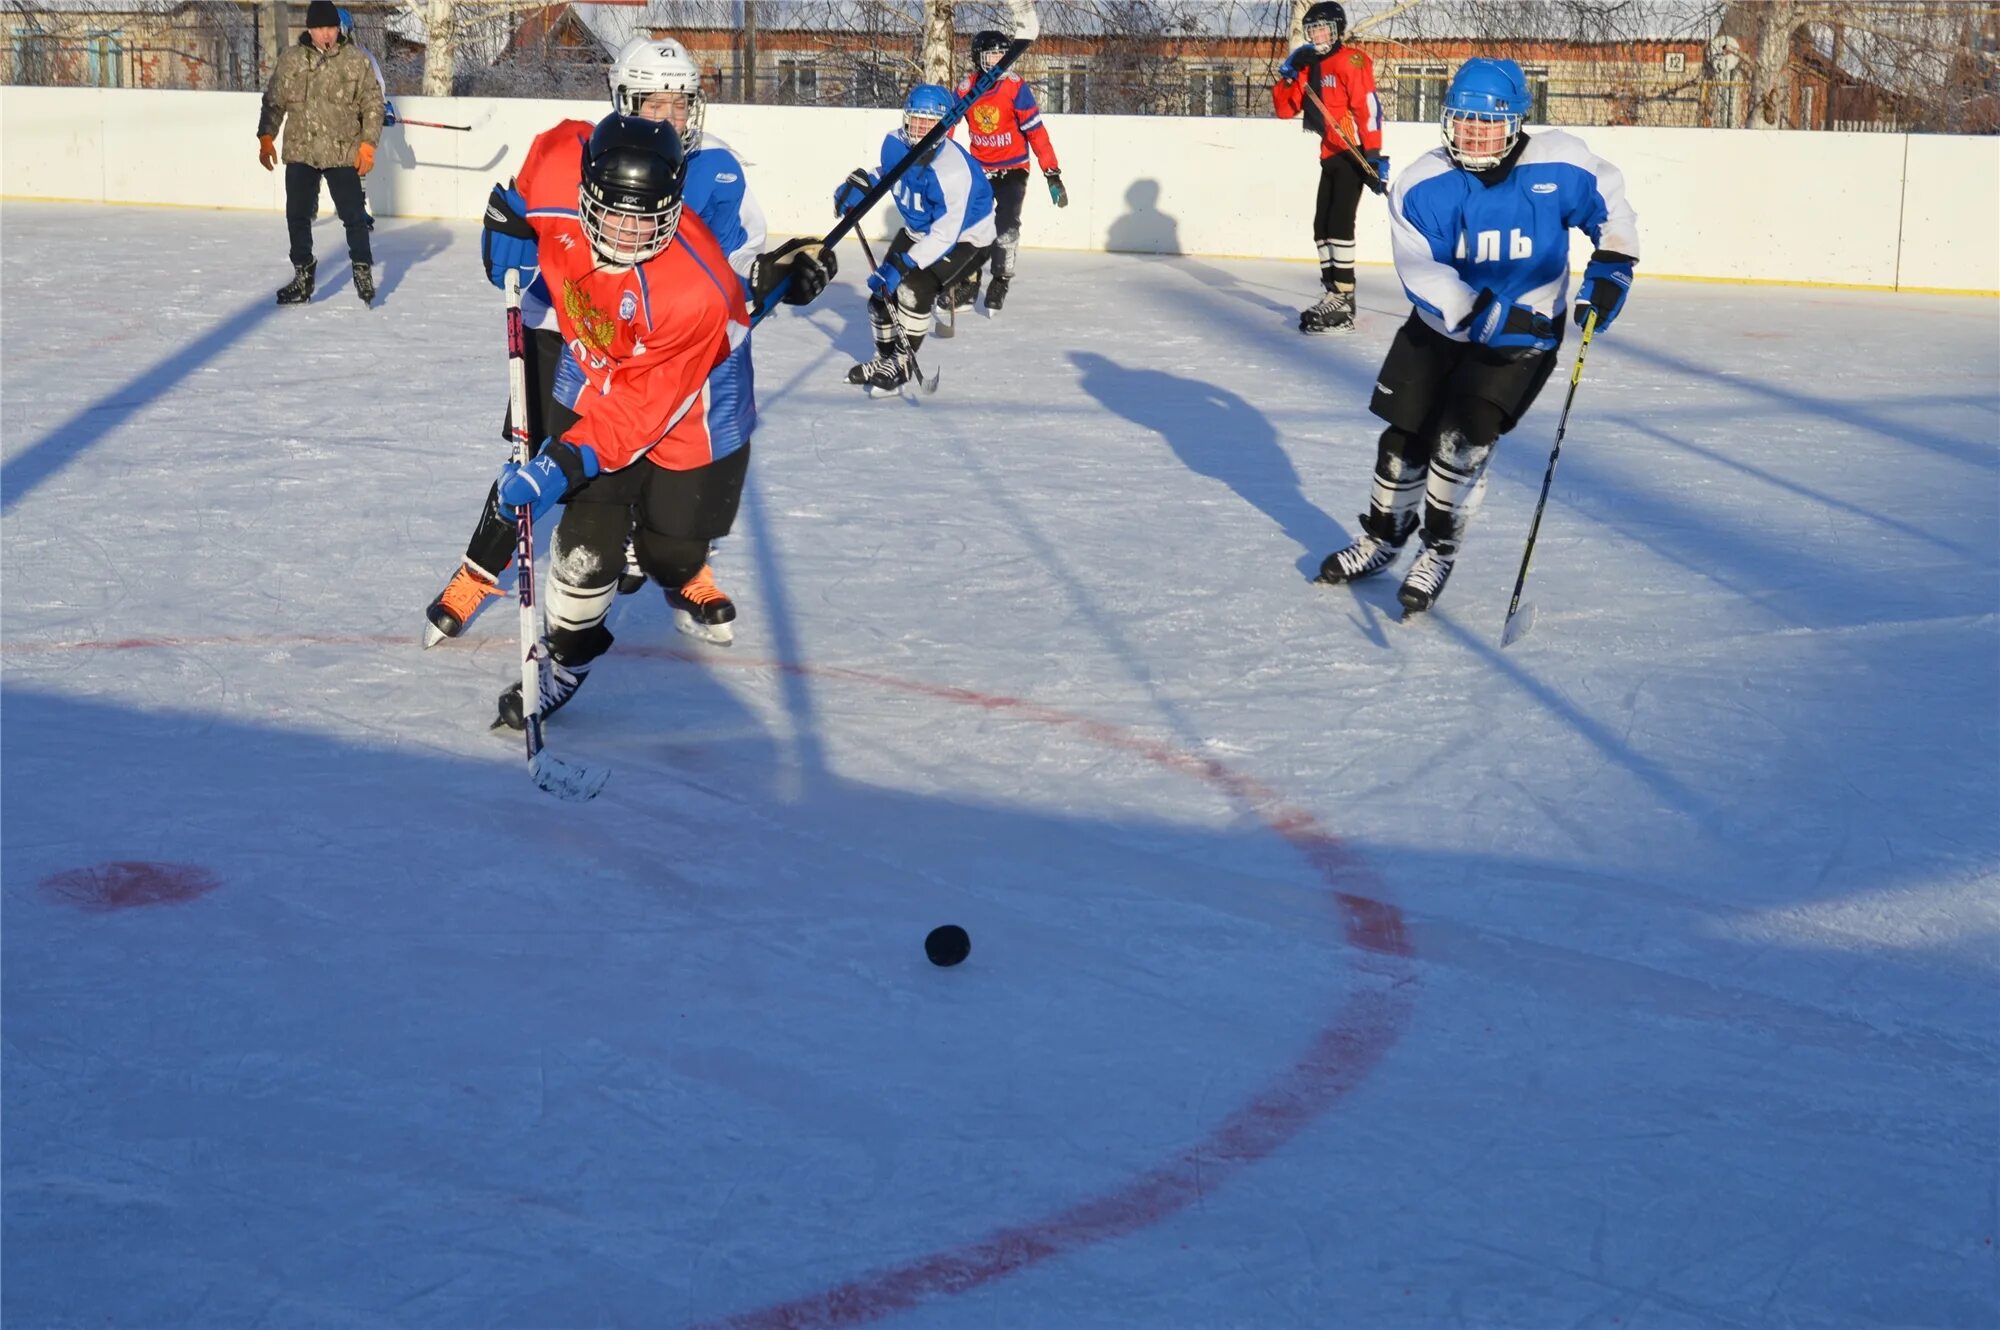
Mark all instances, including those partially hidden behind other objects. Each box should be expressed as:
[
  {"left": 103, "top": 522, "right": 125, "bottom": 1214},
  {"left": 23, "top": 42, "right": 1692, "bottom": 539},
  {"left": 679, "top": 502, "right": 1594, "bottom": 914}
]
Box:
[{"left": 4, "top": 202, "right": 1996, "bottom": 1329}]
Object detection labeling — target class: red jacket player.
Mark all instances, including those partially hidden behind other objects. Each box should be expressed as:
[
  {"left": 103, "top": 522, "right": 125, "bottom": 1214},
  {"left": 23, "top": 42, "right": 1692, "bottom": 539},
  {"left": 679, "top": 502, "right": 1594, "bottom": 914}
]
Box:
[
  {"left": 1271, "top": 2, "right": 1385, "bottom": 334},
  {"left": 948, "top": 28, "right": 1065, "bottom": 313},
  {"left": 482, "top": 113, "right": 830, "bottom": 727}
]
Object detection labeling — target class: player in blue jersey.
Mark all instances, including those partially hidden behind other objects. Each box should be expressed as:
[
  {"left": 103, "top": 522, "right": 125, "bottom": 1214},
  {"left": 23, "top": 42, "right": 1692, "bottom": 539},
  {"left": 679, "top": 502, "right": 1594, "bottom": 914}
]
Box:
[
  {"left": 835, "top": 84, "right": 998, "bottom": 396},
  {"left": 422, "top": 39, "right": 832, "bottom": 647},
  {"left": 1315, "top": 57, "right": 1639, "bottom": 615}
]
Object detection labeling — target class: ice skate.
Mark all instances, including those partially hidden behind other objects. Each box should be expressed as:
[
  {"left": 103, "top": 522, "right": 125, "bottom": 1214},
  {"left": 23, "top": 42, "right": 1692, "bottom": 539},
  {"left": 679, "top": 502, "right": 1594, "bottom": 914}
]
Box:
[
  {"left": 1299, "top": 290, "right": 1355, "bottom": 334},
  {"left": 352, "top": 262, "right": 375, "bottom": 306},
  {"left": 1316, "top": 513, "right": 1415, "bottom": 584},
  {"left": 666, "top": 565, "right": 736, "bottom": 645},
  {"left": 984, "top": 276, "right": 1009, "bottom": 312},
  {"left": 846, "top": 349, "right": 912, "bottom": 398},
  {"left": 494, "top": 655, "right": 593, "bottom": 730},
  {"left": 1397, "top": 540, "right": 1456, "bottom": 615},
  {"left": 276, "top": 260, "right": 316, "bottom": 306},
  {"left": 424, "top": 562, "right": 504, "bottom": 647}
]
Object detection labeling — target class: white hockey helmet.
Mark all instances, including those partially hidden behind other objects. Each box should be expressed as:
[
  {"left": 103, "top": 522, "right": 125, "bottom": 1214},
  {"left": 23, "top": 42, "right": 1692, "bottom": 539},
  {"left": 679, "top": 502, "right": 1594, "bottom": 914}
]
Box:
[{"left": 609, "top": 36, "right": 706, "bottom": 153}]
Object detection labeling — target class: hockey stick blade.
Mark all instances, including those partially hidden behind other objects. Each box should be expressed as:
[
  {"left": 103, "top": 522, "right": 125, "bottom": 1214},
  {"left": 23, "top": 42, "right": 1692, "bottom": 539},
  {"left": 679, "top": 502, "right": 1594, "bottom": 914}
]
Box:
[
  {"left": 532, "top": 750, "right": 610, "bottom": 801},
  {"left": 1500, "top": 602, "right": 1538, "bottom": 647}
]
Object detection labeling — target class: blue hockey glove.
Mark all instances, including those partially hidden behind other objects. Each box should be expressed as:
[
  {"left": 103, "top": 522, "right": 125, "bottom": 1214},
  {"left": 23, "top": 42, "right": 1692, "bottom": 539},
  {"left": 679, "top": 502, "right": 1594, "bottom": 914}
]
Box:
[
  {"left": 1045, "top": 169, "right": 1068, "bottom": 208},
  {"left": 481, "top": 183, "right": 538, "bottom": 291},
  {"left": 1468, "top": 289, "right": 1558, "bottom": 356},
  {"left": 833, "top": 167, "right": 875, "bottom": 218},
  {"left": 496, "top": 440, "right": 599, "bottom": 524},
  {"left": 1278, "top": 44, "right": 1316, "bottom": 80},
  {"left": 1573, "top": 251, "right": 1635, "bottom": 334},
  {"left": 867, "top": 251, "right": 917, "bottom": 298},
  {"left": 1366, "top": 154, "right": 1389, "bottom": 194}
]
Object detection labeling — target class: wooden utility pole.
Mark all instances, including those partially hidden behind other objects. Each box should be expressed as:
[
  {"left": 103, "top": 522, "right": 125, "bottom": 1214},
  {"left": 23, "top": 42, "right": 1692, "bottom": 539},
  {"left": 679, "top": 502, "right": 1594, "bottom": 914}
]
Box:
[{"left": 742, "top": 0, "right": 758, "bottom": 102}]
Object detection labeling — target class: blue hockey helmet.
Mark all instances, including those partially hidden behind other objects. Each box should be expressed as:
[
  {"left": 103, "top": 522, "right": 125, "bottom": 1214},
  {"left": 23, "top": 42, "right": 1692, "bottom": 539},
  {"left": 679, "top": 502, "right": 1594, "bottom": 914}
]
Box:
[
  {"left": 1442, "top": 58, "right": 1529, "bottom": 169},
  {"left": 902, "top": 83, "right": 954, "bottom": 146}
]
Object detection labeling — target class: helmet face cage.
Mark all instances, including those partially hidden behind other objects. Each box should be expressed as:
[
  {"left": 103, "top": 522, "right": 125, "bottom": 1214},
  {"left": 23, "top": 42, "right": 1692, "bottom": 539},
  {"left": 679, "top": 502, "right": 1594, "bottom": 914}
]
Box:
[
  {"left": 610, "top": 41, "right": 706, "bottom": 152},
  {"left": 580, "top": 188, "right": 683, "bottom": 268},
  {"left": 1304, "top": 2, "right": 1345, "bottom": 53},
  {"left": 972, "top": 30, "right": 1008, "bottom": 71},
  {"left": 1441, "top": 109, "right": 1518, "bottom": 169}
]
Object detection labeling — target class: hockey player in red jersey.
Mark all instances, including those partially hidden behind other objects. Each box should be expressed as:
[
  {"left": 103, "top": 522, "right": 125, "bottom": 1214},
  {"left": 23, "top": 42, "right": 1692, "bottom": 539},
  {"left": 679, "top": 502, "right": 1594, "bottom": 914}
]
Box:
[
  {"left": 949, "top": 27, "right": 1065, "bottom": 313},
  {"left": 480, "top": 113, "right": 832, "bottom": 726},
  {"left": 1272, "top": 1, "right": 1386, "bottom": 334}
]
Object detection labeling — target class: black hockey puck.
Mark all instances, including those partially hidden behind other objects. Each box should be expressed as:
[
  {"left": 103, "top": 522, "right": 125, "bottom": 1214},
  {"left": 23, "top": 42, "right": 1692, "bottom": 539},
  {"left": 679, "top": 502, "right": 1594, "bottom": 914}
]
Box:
[{"left": 924, "top": 924, "right": 971, "bottom": 968}]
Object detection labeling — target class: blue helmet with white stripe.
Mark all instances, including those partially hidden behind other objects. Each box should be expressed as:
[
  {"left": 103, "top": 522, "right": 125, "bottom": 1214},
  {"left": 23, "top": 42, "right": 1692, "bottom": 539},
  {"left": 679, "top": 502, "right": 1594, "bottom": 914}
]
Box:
[
  {"left": 903, "top": 83, "right": 953, "bottom": 146},
  {"left": 1442, "top": 58, "right": 1529, "bottom": 170}
]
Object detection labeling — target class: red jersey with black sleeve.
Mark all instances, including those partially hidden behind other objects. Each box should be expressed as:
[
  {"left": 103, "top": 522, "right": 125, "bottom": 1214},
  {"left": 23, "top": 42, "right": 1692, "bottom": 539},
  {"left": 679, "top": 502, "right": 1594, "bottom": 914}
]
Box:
[
  {"left": 511, "top": 118, "right": 754, "bottom": 474},
  {"left": 1272, "top": 44, "right": 1383, "bottom": 162},
  {"left": 951, "top": 72, "right": 1059, "bottom": 173}
]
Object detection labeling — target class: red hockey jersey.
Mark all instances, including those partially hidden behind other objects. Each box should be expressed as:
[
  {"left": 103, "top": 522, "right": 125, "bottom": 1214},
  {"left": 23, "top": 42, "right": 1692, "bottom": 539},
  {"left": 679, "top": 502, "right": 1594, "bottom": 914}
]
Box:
[
  {"left": 951, "top": 72, "right": 1059, "bottom": 173},
  {"left": 513, "top": 119, "right": 754, "bottom": 474},
  {"left": 1272, "top": 45, "right": 1383, "bottom": 161}
]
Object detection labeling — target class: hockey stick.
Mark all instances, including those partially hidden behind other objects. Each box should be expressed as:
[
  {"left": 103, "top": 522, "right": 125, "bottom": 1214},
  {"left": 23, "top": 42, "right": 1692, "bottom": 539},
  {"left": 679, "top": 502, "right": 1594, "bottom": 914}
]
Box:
[
  {"left": 750, "top": 0, "right": 1041, "bottom": 325},
  {"left": 393, "top": 116, "right": 472, "bottom": 132},
  {"left": 1298, "top": 79, "right": 1386, "bottom": 193},
  {"left": 1500, "top": 308, "right": 1598, "bottom": 648},
  {"left": 502, "top": 270, "right": 609, "bottom": 800},
  {"left": 856, "top": 230, "right": 940, "bottom": 398}
]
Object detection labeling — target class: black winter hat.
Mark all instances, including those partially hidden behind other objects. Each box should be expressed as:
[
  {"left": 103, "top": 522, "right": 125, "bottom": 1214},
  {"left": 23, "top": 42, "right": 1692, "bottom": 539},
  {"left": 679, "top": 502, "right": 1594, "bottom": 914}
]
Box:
[{"left": 305, "top": 1, "right": 340, "bottom": 29}]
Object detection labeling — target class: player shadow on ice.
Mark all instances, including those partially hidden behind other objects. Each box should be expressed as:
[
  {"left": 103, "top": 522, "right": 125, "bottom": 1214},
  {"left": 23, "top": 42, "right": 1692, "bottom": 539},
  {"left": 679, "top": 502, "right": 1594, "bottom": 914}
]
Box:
[
  {"left": 0, "top": 674, "right": 1410, "bottom": 1327},
  {"left": 1069, "top": 350, "right": 1346, "bottom": 578},
  {"left": 308, "top": 218, "right": 456, "bottom": 307},
  {"left": 0, "top": 292, "right": 284, "bottom": 515},
  {"left": 1104, "top": 180, "right": 1181, "bottom": 257}
]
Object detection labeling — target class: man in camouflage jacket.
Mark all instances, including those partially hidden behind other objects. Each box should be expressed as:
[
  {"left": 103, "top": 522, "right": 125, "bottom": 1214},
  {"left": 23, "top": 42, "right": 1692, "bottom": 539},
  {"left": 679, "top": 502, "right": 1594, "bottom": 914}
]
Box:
[{"left": 257, "top": 0, "right": 384, "bottom": 305}]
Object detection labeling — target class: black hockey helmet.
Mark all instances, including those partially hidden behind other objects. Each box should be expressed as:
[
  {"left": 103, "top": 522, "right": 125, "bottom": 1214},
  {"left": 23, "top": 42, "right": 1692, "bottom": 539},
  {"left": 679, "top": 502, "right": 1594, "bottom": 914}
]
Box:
[
  {"left": 971, "top": 28, "right": 1009, "bottom": 70},
  {"left": 580, "top": 112, "right": 686, "bottom": 266},
  {"left": 1304, "top": 2, "right": 1346, "bottom": 53}
]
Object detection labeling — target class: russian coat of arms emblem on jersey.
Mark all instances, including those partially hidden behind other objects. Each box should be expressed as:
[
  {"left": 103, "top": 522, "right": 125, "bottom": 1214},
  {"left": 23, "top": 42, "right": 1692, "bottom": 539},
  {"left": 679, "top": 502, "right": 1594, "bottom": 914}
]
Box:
[{"left": 972, "top": 104, "right": 1003, "bottom": 134}]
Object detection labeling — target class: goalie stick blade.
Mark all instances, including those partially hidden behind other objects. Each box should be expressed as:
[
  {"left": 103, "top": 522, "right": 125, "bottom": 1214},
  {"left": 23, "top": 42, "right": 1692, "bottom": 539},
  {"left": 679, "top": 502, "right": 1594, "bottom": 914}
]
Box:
[
  {"left": 1500, "top": 602, "right": 1538, "bottom": 647},
  {"left": 532, "top": 751, "right": 609, "bottom": 800}
]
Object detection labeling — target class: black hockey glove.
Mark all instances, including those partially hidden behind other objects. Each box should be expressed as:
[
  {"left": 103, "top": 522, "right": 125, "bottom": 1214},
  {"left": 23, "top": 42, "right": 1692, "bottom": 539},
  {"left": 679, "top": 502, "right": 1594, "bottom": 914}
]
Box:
[
  {"left": 833, "top": 168, "right": 875, "bottom": 218},
  {"left": 751, "top": 238, "right": 838, "bottom": 308},
  {"left": 1045, "top": 169, "right": 1069, "bottom": 208},
  {"left": 482, "top": 182, "right": 538, "bottom": 290}
]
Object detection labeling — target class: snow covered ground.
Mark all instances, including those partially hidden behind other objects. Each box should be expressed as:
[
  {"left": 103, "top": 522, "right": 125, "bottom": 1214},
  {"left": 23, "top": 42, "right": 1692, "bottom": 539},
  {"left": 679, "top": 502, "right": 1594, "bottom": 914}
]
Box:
[{"left": 3, "top": 200, "right": 1996, "bottom": 1329}]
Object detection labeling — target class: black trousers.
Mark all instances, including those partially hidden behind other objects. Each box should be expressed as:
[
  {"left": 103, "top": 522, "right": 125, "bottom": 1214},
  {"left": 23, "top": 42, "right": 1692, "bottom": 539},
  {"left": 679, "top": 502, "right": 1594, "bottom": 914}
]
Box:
[
  {"left": 1369, "top": 311, "right": 1562, "bottom": 438},
  {"left": 284, "top": 162, "right": 372, "bottom": 267},
  {"left": 1313, "top": 153, "right": 1366, "bottom": 241}
]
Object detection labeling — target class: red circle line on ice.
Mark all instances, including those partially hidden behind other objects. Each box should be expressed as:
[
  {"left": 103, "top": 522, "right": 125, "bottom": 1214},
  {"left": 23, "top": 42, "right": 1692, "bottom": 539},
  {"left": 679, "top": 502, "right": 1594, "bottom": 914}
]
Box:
[
  {"left": 628, "top": 645, "right": 1420, "bottom": 1330},
  {"left": 3, "top": 632, "right": 1420, "bottom": 1326}
]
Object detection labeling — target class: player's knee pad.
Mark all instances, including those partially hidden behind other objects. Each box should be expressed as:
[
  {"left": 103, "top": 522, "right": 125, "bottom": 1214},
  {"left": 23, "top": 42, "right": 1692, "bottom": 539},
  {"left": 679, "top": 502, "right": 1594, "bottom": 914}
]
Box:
[
  {"left": 1368, "top": 427, "right": 1428, "bottom": 525},
  {"left": 898, "top": 296, "right": 931, "bottom": 341},
  {"left": 634, "top": 530, "right": 710, "bottom": 591},
  {"left": 996, "top": 228, "right": 1021, "bottom": 276},
  {"left": 1422, "top": 426, "right": 1496, "bottom": 546}
]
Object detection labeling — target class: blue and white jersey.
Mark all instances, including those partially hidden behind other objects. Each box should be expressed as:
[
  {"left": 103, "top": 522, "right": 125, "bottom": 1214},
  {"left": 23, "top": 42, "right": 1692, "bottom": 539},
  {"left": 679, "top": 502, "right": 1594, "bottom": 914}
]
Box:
[
  {"left": 877, "top": 132, "right": 998, "bottom": 268},
  {"left": 1388, "top": 130, "right": 1640, "bottom": 342},
  {"left": 523, "top": 136, "right": 767, "bottom": 330},
  {"left": 681, "top": 133, "right": 767, "bottom": 282}
]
